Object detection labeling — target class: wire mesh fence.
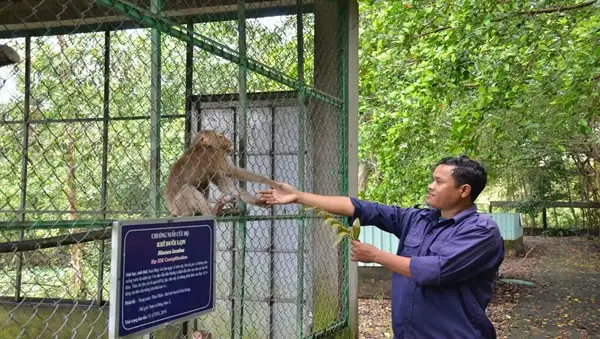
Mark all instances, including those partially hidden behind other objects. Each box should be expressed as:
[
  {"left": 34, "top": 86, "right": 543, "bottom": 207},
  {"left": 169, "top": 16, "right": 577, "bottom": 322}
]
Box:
[{"left": 0, "top": 0, "right": 350, "bottom": 338}]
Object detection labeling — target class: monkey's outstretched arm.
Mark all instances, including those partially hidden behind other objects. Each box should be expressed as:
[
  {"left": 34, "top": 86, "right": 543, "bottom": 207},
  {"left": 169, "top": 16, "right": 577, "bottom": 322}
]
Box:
[{"left": 226, "top": 167, "right": 279, "bottom": 187}]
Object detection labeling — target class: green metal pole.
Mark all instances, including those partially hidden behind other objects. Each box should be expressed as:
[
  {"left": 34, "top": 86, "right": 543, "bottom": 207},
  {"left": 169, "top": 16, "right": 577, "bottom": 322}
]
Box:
[
  {"left": 15, "top": 36, "right": 31, "bottom": 302},
  {"left": 184, "top": 20, "right": 194, "bottom": 152},
  {"left": 148, "top": 0, "right": 162, "bottom": 335},
  {"left": 234, "top": 1, "right": 248, "bottom": 338},
  {"left": 97, "top": 30, "right": 111, "bottom": 306},
  {"left": 339, "top": 0, "right": 350, "bottom": 330},
  {"left": 149, "top": 0, "right": 162, "bottom": 221},
  {"left": 296, "top": 1, "right": 306, "bottom": 337}
]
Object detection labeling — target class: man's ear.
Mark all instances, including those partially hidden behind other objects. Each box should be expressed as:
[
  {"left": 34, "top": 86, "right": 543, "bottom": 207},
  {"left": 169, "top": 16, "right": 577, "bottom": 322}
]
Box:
[{"left": 460, "top": 184, "right": 472, "bottom": 199}]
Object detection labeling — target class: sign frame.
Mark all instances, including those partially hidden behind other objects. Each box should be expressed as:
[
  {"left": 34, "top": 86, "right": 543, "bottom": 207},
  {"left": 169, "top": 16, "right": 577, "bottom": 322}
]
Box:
[{"left": 108, "top": 216, "right": 216, "bottom": 339}]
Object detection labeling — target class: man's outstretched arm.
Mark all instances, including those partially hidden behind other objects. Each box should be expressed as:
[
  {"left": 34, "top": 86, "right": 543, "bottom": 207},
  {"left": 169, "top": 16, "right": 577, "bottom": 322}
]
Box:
[
  {"left": 260, "top": 182, "right": 416, "bottom": 237},
  {"left": 258, "top": 182, "right": 355, "bottom": 217}
]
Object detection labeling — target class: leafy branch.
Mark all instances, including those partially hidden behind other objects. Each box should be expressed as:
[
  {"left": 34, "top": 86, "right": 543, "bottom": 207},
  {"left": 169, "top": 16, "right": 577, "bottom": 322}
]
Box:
[
  {"left": 415, "top": 0, "right": 597, "bottom": 39},
  {"left": 301, "top": 206, "right": 361, "bottom": 247}
]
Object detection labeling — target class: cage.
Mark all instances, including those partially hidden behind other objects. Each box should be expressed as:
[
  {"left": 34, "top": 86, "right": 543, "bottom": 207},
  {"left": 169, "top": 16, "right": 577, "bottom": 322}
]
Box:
[{"left": 0, "top": 0, "right": 358, "bottom": 338}]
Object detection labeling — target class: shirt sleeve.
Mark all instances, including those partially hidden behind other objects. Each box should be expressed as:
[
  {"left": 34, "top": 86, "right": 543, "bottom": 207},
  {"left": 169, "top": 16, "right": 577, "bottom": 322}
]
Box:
[
  {"left": 408, "top": 219, "right": 503, "bottom": 286},
  {"left": 349, "top": 197, "right": 415, "bottom": 238}
]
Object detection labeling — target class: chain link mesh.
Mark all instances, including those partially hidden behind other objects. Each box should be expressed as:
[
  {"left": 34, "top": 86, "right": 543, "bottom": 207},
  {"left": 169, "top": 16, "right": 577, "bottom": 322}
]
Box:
[{"left": 0, "top": 0, "right": 349, "bottom": 338}]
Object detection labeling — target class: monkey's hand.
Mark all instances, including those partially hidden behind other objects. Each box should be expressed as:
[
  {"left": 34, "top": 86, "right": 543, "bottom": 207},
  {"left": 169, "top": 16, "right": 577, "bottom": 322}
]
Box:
[
  {"left": 213, "top": 195, "right": 237, "bottom": 215},
  {"left": 258, "top": 182, "right": 299, "bottom": 205}
]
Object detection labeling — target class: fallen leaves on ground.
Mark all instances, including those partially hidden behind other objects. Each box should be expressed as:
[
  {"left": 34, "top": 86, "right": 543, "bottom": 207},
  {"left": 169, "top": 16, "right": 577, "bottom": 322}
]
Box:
[
  {"left": 358, "top": 236, "right": 600, "bottom": 339},
  {"left": 358, "top": 298, "right": 392, "bottom": 339}
]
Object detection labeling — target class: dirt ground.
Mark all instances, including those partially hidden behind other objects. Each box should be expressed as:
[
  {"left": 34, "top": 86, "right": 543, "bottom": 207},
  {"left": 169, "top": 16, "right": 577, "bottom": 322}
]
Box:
[{"left": 357, "top": 236, "right": 600, "bottom": 339}]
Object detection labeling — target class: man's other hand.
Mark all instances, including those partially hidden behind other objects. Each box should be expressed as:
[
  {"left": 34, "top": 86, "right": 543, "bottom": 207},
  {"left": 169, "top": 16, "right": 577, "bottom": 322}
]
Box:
[{"left": 351, "top": 240, "right": 380, "bottom": 263}]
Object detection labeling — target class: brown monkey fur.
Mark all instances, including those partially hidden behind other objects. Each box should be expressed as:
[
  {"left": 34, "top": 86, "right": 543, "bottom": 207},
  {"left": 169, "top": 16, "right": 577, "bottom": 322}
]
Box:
[{"left": 164, "top": 130, "right": 277, "bottom": 216}]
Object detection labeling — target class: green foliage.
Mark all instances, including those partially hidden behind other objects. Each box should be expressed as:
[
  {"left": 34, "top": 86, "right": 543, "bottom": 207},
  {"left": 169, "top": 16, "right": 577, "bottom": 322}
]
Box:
[
  {"left": 356, "top": 0, "right": 600, "bottom": 214},
  {"left": 512, "top": 198, "right": 545, "bottom": 216},
  {"left": 541, "top": 227, "right": 579, "bottom": 237}
]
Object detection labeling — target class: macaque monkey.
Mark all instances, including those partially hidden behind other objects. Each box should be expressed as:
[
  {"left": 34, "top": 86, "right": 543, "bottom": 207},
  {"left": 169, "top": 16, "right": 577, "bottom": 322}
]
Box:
[
  {"left": 0, "top": 45, "right": 20, "bottom": 67},
  {"left": 164, "top": 130, "right": 278, "bottom": 217}
]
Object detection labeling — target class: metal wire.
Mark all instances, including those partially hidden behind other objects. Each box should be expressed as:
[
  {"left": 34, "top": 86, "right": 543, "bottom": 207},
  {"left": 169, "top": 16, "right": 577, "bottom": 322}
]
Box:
[{"left": 0, "top": 0, "right": 349, "bottom": 338}]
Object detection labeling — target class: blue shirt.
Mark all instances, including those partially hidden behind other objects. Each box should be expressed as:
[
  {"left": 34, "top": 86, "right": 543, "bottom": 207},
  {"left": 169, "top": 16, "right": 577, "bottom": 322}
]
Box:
[{"left": 350, "top": 198, "right": 504, "bottom": 339}]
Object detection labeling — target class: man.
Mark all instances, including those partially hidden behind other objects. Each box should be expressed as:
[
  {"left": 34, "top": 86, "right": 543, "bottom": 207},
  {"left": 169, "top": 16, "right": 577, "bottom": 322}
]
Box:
[{"left": 259, "top": 155, "right": 504, "bottom": 339}]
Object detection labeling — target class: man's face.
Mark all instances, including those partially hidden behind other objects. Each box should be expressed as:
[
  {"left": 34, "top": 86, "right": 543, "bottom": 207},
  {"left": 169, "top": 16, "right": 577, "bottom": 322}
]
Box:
[{"left": 425, "top": 165, "right": 470, "bottom": 209}]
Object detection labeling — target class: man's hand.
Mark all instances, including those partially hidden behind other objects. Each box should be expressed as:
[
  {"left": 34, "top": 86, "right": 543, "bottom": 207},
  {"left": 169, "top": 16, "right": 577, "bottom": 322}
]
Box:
[
  {"left": 350, "top": 240, "right": 381, "bottom": 263},
  {"left": 258, "top": 182, "right": 300, "bottom": 205},
  {"left": 259, "top": 182, "right": 355, "bottom": 217}
]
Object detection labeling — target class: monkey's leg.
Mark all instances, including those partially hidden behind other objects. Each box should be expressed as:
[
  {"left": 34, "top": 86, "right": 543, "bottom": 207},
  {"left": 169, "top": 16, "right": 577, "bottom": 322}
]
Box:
[
  {"left": 215, "top": 177, "right": 270, "bottom": 208},
  {"left": 176, "top": 184, "right": 214, "bottom": 216}
]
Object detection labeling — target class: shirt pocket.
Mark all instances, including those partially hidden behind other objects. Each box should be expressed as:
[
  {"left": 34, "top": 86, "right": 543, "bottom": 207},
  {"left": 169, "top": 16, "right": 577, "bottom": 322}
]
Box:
[
  {"left": 428, "top": 230, "right": 451, "bottom": 255},
  {"left": 401, "top": 235, "right": 421, "bottom": 257},
  {"left": 429, "top": 240, "right": 445, "bottom": 255}
]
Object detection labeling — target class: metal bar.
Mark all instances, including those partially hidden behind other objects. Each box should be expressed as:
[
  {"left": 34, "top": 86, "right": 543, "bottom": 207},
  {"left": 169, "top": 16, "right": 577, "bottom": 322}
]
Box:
[
  {"left": 0, "top": 215, "right": 310, "bottom": 228},
  {"left": 296, "top": 1, "right": 306, "bottom": 336},
  {"left": 194, "top": 90, "right": 299, "bottom": 103},
  {"left": 0, "top": 209, "right": 152, "bottom": 215},
  {"left": 0, "top": 3, "right": 315, "bottom": 39},
  {"left": 97, "top": 30, "right": 111, "bottom": 306},
  {"left": 184, "top": 20, "right": 194, "bottom": 150},
  {"left": 339, "top": 0, "right": 350, "bottom": 331},
  {"left": 234, "top": 2, "right": 248, "bottom": 338},
  {"left": 94, "top": 0, "right": 343, "bottom": 108},
  {"left": 0, "top": 214, "right": 320, "bottom": 231},
  {"left": 0, "top": 114, "right": 186, "bottom": 125},
  {"left": 0, "top": 220, "right": 112, "bottom": 230},
  {"left": 0, "top": 229, "right": 110, "bottom": 254},
  {"left": 147, "top": 0, "right": 162, "bottom": 336},
  {"left": 268, "top": 105, "right": 276, "bottom": 339},
  {"left": 149, "top": 0, "right": 163, "bottom": 221},
  {"left": 183, "top": 20, "right": 195, "bottom": 337},
  {"left": 15, "top": 36, "right": 32, "bottom": 302},
  {"left": 1, "top": 241, "right": 299, "bottom": 255},
  {"left": 0, "top": 295, "right": 303, "bottom": 306},
  {"left": 216, "top": 248, "right": 301, "bottom": 254},
  {"left": 229, "top": 107, "right": 238, "bottom": 339}
]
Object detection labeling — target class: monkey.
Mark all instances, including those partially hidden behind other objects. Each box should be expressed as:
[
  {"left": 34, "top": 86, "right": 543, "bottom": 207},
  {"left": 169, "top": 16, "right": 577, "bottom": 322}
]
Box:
[
  {"left": 0, "top": 45, "right": 20, "bottom": 68},
  {"left": 164, "top": 129, "right": 278, "bottom": 217}
]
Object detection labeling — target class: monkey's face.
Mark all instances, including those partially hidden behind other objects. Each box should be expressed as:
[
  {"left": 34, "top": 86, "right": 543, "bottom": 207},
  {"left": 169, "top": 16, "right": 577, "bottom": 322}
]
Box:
[
  {"left": 215, "top": 133, "right": 233, "bottom": 153},
  {"left": 199, "top": 131, "right": 233, "bottom": 153}
]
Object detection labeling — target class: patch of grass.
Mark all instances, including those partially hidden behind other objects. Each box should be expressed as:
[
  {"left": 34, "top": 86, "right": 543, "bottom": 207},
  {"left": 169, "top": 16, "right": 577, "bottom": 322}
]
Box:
[{"left": 0, "top": 303, "right": 109, "bottom": 338}]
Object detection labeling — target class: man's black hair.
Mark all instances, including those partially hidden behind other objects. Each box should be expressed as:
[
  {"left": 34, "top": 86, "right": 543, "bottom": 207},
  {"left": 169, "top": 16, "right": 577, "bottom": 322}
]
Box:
[{"left": 436, "top": 155, "right": 487, "bottom": 202}]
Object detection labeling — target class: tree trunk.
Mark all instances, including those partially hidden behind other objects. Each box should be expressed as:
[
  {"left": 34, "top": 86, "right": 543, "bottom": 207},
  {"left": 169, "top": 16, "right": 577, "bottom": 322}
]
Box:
[
  {"left": 66, "top": 124, "right": 85, "bottom": 298},
  {"left": 57, "top": 36, "right": 86, "bottom": 299},
  {"left": 358, "top": 162, "right": 370, "bottom": 194},
  {"left": 562, "top": 162, "right": 578, "bottom": 225}
]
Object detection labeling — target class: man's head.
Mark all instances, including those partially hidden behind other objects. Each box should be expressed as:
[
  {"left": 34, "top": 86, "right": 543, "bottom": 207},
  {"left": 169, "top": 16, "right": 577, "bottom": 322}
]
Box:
[{"left": 425, "top": 155, "right": 487, "bottom": 210}]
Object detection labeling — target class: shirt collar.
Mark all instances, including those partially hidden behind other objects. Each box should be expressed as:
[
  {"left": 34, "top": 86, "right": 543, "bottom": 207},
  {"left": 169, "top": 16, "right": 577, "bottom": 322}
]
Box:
[{"left": 420, "top": 204, "right": 478, "bottom": 224}]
